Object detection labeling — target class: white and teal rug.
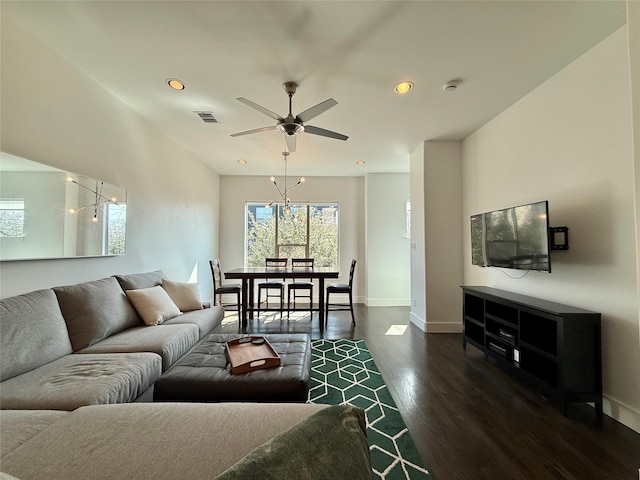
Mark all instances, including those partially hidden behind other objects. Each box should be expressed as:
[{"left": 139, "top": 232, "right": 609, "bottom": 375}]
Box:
[{"left": 308, "top": 339, "right": 431, "bottom": 480}]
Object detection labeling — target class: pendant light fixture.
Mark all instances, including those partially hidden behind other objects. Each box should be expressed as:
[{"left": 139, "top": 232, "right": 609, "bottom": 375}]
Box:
[
  {"left": 265, "top": 151, "right": 305, "bottom": 214},
  {"left": 67, "top": 177, "right": 120, "bottom": 223}
]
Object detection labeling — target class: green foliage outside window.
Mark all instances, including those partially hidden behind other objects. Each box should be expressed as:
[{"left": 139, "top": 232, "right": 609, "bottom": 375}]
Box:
[
  {"left": 106, "top": 204, "right": 126, "bottom": 255},
  {"left": 246, "top": 203, "right": 338, "bottom": 268},
  {"left": 0, "top": 200, "right": 25, "bottom": 238}
]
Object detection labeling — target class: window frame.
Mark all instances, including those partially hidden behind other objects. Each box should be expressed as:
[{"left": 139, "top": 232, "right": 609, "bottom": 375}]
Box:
[
  {"left": 244, "top": 202, "right": 339, "bottom": 268},
  {"left": 0, "top": 199, "right": 26, "bottom": 238}
]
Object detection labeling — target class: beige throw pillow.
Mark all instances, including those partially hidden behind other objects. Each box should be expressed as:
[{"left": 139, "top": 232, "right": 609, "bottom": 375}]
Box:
[
  {"left": 126, "top": 286, "right": 181, "bottom": 326},
  {"left": 162, "top": 279, "right": 203, "bottom": 312}
]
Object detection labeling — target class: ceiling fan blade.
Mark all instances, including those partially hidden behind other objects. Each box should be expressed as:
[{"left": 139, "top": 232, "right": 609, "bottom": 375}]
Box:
[
  {"left": 237, "top": 98, "right": 284, "bottom": 121},
  {"left": 230, "top": 126, "right": 277, "bottom": 137},
  {"left": 304, "top": 125, "right": 348, "bottom": 141},
  {"left": 296, "top": 98, "right": 338, "bottom": 123},
  {"left": 285, "top": 134, "right": 297, "bottom": 153}
]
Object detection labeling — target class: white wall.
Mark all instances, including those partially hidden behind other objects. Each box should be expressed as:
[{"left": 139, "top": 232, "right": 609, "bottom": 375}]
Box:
[
  {"left": 410, "top": 141, "right": 464, "bottom": 332},
  {"left": 462, "top": 26, "right": 640, "bottom": 432},
  {"left": 0, "top": 15, "right": 220, "bottom": 300},
  {"left": 628, "top": 0, "right": 640, "bottom": 350},
  {"left": 0, "top": 172, "right": 66, "bottom": 258},
  {"left": 364, "top": 173, "right": 411, "bottom": 306},
  {"left": 423, "top": 141, "right": 464, "bottom": 333},
  {"left": 219, "top": 175, "right": 364, "bottom": 301},
  {"left": 410, "top": 143, "right": 426, "bottom": 328}
]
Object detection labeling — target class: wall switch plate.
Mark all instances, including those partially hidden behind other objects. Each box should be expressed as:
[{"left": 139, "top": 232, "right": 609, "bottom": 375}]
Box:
[{"left": 514, "top": 349, "right": 520, "bottom": 363}]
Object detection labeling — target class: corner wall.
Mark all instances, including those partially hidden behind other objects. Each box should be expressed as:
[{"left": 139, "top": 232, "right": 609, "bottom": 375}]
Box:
[
  {"left": 410, "top": 141, "right": 463, "bottom": 332},
  {"left": 462, "top": 26, "right": 640, "bottom": 432},
  {"left": 0, "top": 15, "right": 220, "bottom": 300}
]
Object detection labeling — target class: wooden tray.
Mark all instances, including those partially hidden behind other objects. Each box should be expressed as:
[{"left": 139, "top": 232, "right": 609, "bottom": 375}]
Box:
[{"left": 226, "top": 336, "right": 281, "bottom": 375}]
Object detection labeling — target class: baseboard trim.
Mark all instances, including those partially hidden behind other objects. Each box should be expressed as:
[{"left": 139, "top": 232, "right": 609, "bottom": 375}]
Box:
[
  {"left": 604, "top": 395, "right": 640, "bottom": 434},
  {"left": 409, "top": 312, "right": 426, "bottom": 332},
  {"left": 365, "top": 298, "right": 411, "bottom": 307},
  {"left": 425, "top": 322, "right": 464, "bottom": 333}
]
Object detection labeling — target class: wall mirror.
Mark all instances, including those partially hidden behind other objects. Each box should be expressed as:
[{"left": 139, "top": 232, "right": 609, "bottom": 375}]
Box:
[{"left": 0, "top": 152, "right": 127, "bottom": 261}]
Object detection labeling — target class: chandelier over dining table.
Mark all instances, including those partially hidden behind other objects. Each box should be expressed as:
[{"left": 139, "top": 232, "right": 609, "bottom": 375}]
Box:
[{"left": 265, "top": 151, "right": 305, "bottom": 214}]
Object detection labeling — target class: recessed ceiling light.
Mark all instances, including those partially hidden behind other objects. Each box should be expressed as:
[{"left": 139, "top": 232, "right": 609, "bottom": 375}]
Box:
[
  {"left": 356, "top": 160, "right": 365, "bottom": 165},
  {"left": 237, "top": 159, "right": 247, "bottom": 165},
  {"left": 167, "top": 78, "right": 185, "bottom": 90},
  {"left": 393, "top": 81, "right": 414, "bottom": 95}
]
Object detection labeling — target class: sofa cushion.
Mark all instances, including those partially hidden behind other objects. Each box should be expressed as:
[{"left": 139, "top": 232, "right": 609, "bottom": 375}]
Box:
[
  {"left": 162, "top": 306, "right": 223, "bottom": 338},
  {"left": 0, "top": 289, "right": 73, "bottom": 381},
  {"left": 53, "top": 277, "right": 141, "bottom": 351},
  {"left": 79, "top": 324, "right": 199, "bottom": 371},
  {"left": 125, "top": 286, "right": 181, "bottom": 326},
  {"left": 0, "top": 410, "right": 70, "bottom": 458},
  {"left": 0, "top": 402, "right": 329, "bottom": 480},
  {"left": 161, "top": 279, "right": 203, "bottom": 312},
  {"left": 0, "top": 353, "right": 162, "bottom": 411},
  {"left": 113, "top": 270, "right": 164, "bottom": 291}
]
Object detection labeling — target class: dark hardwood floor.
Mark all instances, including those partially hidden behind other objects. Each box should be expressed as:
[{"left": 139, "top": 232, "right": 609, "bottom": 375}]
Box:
[{"left": 216, "top": 305, "right": 640, "bottom": 480}]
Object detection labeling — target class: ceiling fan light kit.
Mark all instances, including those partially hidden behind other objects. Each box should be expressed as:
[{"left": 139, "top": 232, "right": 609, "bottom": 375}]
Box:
[{"left": 231, "top": 81, "right": 348, "bottom": 153}]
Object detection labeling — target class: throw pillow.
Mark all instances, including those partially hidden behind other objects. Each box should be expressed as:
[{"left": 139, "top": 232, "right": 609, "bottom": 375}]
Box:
[
  {"left": 53, "top": 277, "right": 141, "bottom": 351},
  {"left": 161, "top": 279, "right": 203, "bottom": 312},
  {"left": 214, "top": 405, "right": 371, "bottom": 480},
  {"left": 126, "top": 286, "right": 181, "bottom": 326}
]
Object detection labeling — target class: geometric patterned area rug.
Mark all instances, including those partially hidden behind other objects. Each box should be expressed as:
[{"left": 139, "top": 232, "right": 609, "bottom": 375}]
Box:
[{"left": 308, "top": 339, "right": 431, "bottom": 479}]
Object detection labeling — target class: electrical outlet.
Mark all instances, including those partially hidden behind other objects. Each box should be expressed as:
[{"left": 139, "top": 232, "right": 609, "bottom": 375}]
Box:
[{"left": 412, "top": 299, "right": 417, "bottom": 307}]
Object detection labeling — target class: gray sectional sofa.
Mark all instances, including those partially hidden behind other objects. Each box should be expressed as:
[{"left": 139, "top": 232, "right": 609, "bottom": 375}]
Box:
[
  {"left": 0, "top": 270, "right": 372, "bottom": 479},
  {"left": 1, "top": 270, "right": 222, "bottom": 410}
]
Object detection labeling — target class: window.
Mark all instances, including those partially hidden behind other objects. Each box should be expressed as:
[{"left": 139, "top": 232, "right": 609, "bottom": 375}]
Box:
[
  {"left": 104, "top": 203, "right": 126, "bottom": 255},
  {"left": 405, "top": 200, "right": 411, "bottom": 239},
  {"left": 0, "top": 199, "right": 25, "bottom": 238},
  {"left": 245, "top": 203, "right": 339, "bottom": 268}
]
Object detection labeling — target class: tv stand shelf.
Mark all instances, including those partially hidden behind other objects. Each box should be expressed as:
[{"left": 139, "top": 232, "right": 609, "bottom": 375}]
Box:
[{"left": 462, "top": 286, "right": 602, "bottom": 418}]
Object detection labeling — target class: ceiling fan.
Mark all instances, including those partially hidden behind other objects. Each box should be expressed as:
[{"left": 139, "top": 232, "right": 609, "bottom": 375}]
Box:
[{"left": 230, "top": 81, "right": 348, "bottom": 153}]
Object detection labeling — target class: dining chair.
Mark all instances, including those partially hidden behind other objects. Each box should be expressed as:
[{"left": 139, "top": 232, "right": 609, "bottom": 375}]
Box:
[
  {"left": 325, "top": 259, "right": 356, "bottom": 325},
  {"left": 209, "top": 259, "right": 241, "bottom": 318},
  {"left": 257, "top": 257, "right": 288, "bottom": 319},
  {"left": 287, "top": 258, "right": 314, "bottom": 319}
]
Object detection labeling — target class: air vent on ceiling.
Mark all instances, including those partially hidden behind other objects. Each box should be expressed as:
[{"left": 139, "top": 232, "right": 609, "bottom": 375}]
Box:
[{"left": 194, "top": 111, "right": 219, "bottom": 124}]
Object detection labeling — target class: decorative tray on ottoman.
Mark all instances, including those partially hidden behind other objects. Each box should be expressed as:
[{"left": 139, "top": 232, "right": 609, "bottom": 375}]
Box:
[{"left": 226, "top": 336, "right": 281, "bottom": 374}]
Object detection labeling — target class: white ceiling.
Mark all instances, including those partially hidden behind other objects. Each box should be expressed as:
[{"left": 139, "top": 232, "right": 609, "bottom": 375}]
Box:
[{"left": 2, "top": 1, "right": 626, "bottom": 177}]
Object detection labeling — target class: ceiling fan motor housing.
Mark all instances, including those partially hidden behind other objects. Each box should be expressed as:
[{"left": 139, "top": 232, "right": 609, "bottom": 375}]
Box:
[{"left": 277, "top": 123, "right": 304, "bottom": 136}]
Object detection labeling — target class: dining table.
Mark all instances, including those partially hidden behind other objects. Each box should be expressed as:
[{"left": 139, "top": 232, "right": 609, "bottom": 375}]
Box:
[{"left": 224, "top": 266, "right": 340, "bottom": 332}]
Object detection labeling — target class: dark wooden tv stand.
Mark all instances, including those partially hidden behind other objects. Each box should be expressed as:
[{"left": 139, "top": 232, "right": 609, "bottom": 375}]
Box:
[{"left": 461, "top": 286, "right": 602, "bottom": 418}]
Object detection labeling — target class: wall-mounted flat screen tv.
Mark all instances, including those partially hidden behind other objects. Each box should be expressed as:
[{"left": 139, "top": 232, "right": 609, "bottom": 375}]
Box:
[{"left": 471, "top": 200, "right": 551, "bottom": 272}]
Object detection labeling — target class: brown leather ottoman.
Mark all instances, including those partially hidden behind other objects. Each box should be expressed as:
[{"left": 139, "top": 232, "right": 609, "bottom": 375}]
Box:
[{"left": 153, "top": 334, "right": 311, "bottom": 403}]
